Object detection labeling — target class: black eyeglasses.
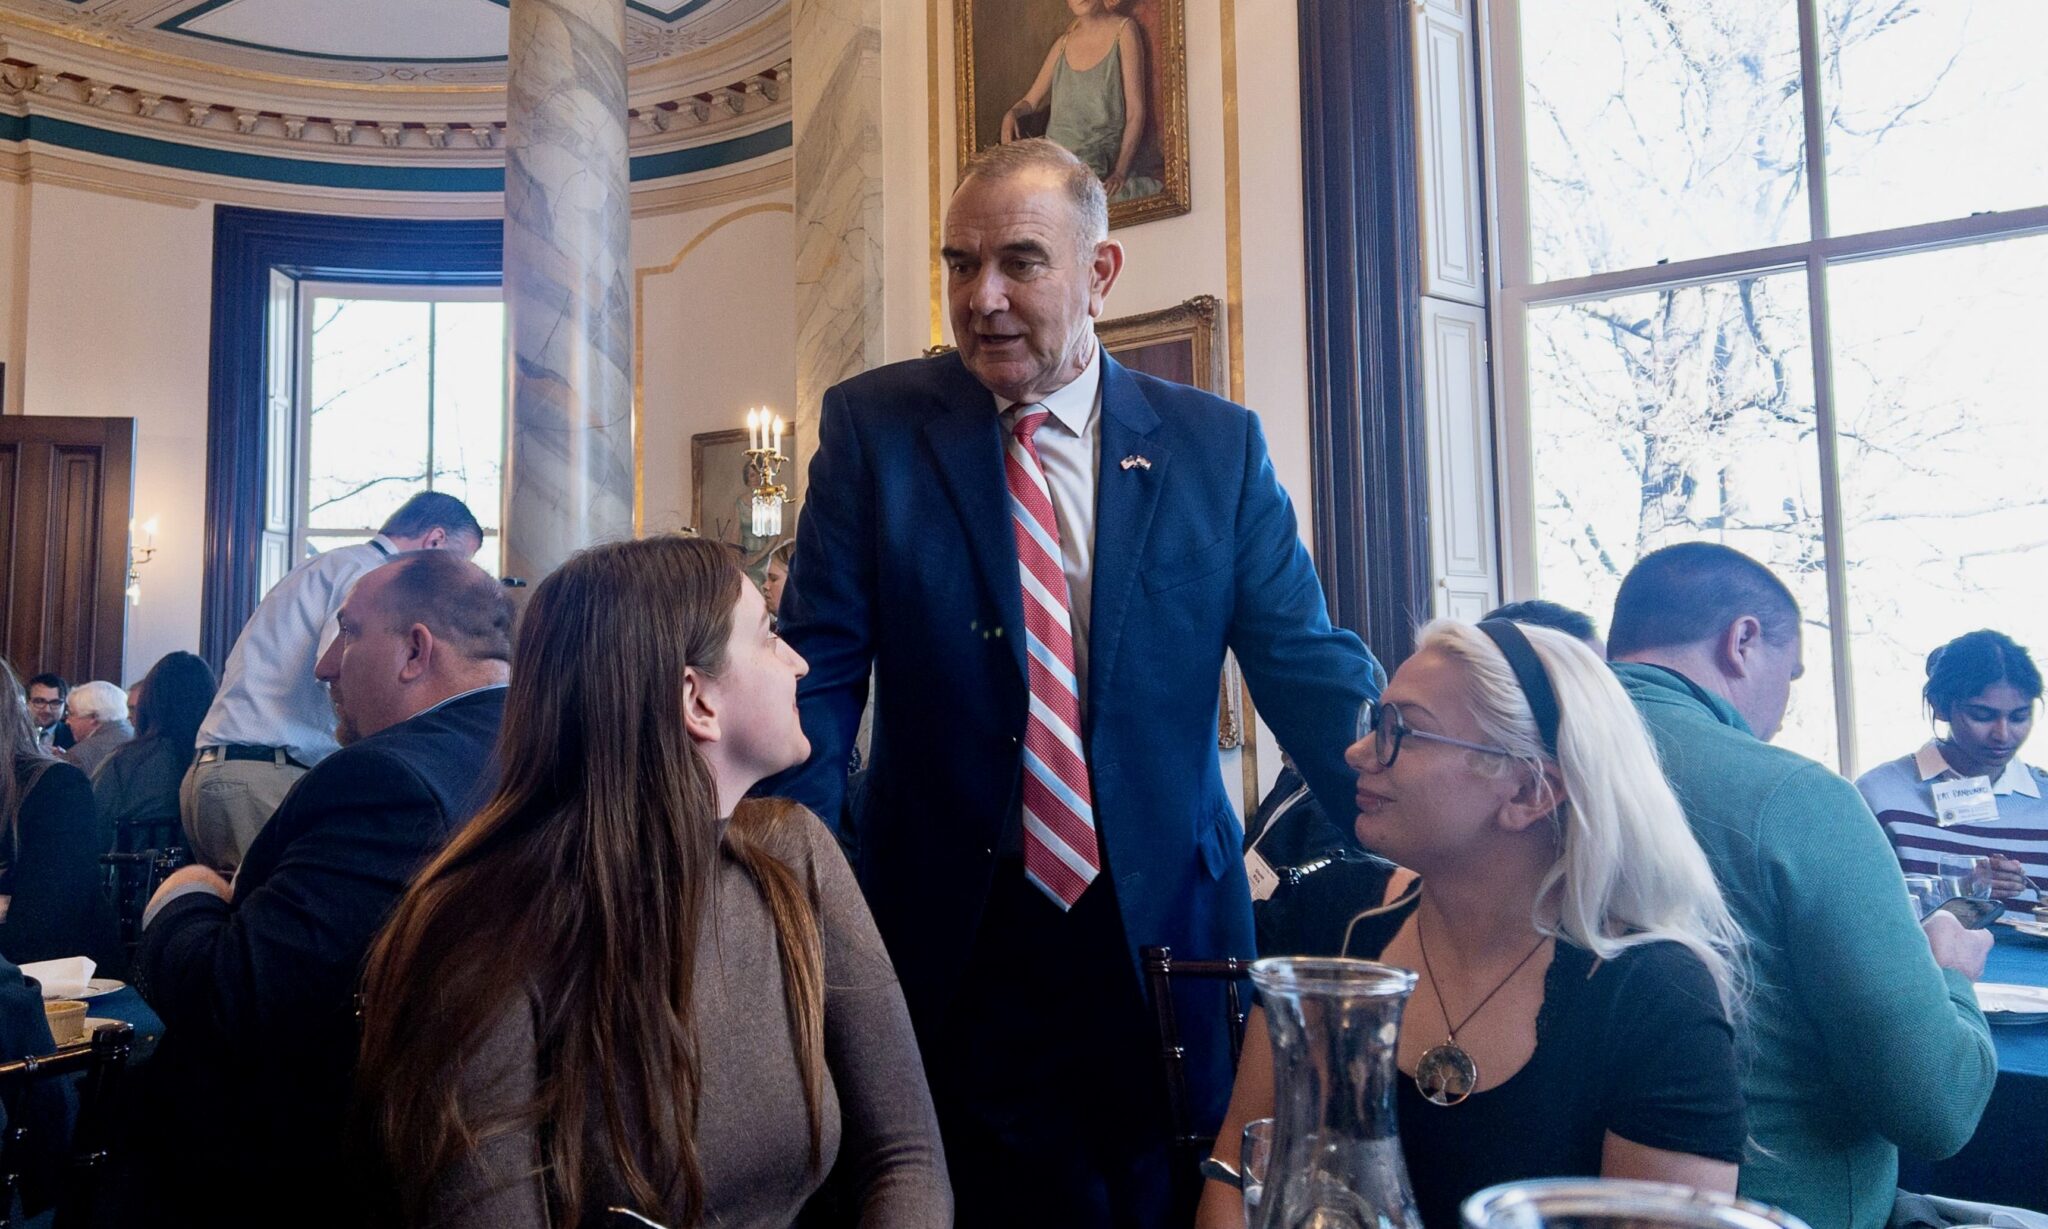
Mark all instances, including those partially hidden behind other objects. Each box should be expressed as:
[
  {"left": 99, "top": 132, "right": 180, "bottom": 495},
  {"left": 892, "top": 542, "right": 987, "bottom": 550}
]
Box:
[{"left": 1355, "top": 700, "right": 1513, "bottom": 769}]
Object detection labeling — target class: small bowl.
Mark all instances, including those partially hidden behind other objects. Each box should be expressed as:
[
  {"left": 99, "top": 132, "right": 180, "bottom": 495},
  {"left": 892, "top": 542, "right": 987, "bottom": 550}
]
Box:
[{"left": 42, "top": 999, "right": 85, "bottom": 1046}]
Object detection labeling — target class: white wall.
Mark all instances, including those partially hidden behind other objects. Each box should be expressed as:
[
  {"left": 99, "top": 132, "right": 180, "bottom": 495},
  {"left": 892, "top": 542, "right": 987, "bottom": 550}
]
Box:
[
  {"left": 16, "top": 182, "right": 213, "bottom": 687},
  {"left": 0, "top": 165, "right": 796, "bottom": 682},
  {"left": 877, "top": 0, "right": 1315, "bottom": 808},
  {"left": 634, "top": 198, "right": 798, "bottom": 536}
]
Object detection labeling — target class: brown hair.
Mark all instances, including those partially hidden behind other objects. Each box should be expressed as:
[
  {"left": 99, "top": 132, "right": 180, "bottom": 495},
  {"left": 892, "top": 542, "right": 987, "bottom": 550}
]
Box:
[
  {"left": 357, "top": 535, "right": 825, "bottom": 1226},
  {"left": 0, "top": 658, "right": 54, "bottom": 866}
]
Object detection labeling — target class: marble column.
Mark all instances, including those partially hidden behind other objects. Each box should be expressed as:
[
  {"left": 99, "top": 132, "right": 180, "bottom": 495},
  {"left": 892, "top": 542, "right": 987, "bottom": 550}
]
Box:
[
  {"left": 793, "top": 0, "right": 885, "bottom": 504},
  {"left": 502, "top": 0, "right": 635, "bottom": 583}
]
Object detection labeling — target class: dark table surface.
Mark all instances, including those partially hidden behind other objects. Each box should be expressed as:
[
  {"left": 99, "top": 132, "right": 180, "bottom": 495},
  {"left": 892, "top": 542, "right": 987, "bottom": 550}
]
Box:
[{"left": 1899, "top": 923, "right": 2048, "bottom": 1211}]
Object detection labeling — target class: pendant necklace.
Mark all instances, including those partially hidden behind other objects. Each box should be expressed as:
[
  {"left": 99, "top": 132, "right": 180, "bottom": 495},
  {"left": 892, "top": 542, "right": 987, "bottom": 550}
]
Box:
[{"left": 1412, "top": 911, "right": 1551, "bottom": 1107}]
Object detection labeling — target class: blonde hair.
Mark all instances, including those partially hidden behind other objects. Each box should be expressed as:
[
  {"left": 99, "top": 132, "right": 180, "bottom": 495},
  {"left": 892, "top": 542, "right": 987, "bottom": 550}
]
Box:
[{"left": 1416, "top": 618, "right": 1747, "bottom": 1020}]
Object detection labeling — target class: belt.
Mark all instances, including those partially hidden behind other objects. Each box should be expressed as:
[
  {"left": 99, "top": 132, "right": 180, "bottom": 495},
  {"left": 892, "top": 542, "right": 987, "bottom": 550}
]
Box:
[{"left": 196, "top": 744, "right": 308, "bottom": 769}]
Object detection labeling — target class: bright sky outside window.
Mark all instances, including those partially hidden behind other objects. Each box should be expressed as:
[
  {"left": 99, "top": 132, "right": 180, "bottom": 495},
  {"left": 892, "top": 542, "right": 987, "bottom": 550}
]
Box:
[
  {"left": 1497, "top": 0, "right": 2048, "bottom": 772},
  {"left": 301, "top": 290, "right": 505, "bottom": 577}
]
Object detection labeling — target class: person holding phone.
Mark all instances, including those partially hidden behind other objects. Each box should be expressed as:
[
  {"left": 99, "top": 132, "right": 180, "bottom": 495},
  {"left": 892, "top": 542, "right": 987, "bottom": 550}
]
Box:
[{"left": 1857, "top": 630, "right": 2045, "bottom": 908}]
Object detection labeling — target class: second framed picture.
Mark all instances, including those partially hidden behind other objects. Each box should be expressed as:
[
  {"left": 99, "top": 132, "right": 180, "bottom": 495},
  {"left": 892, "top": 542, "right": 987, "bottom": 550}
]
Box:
[{"left": 954, "top": 0, "right": 1191, "bottom": 229}]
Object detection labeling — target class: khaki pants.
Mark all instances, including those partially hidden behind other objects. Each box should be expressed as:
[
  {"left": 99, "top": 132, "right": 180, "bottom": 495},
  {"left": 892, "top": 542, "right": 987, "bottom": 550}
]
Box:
[{"left": 180, "top": 755, "right": 307, "bottom": 873}]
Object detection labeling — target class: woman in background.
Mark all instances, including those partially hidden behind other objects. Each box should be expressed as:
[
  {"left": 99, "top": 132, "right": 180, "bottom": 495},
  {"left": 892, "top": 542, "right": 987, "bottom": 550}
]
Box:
[
  {"left": 0, "top": 660, "right": 122, "bottom": 974},
  {"left": 1857, "top": 629, "right": 2044, "bottom": 906},
  {"left": 1197, "top": 620, "right": 1747, "bottom": 1229},
  {"left": 357, "top": 536, "right": 949, "bottom": 1228},
  {"left": 95, "top": 650, "right": 217, "bottom": 856}
]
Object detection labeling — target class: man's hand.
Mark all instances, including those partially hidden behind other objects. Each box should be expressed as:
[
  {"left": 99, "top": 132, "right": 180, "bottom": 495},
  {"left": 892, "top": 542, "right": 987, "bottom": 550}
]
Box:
[
  {"left": 1985, "top": 854, "right": 2031, "bottom": 899},
  {"left": 145, "top": 865, "right": 231, "bottom": 919},
  {"left": 1922, "top": 909, "right": 1993, "bottom": 981}
]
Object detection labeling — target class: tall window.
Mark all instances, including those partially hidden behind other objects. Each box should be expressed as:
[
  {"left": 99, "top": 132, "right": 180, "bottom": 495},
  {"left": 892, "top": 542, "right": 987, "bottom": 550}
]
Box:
[
  {"left": 295, "top": 283, "right": 506, "bottom": 576},
  {"left": 1489, "top": 0, "right": 2048, "bottom": 770}
]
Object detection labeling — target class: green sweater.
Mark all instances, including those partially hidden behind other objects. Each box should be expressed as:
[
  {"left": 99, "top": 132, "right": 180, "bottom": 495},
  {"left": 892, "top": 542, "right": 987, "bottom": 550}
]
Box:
[{"left": 1615, "top": 664, "right": 1995, "bottom": 1229}]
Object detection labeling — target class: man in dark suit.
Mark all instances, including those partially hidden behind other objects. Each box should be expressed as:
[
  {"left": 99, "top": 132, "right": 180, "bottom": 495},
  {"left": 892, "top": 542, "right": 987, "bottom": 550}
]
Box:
[
  {"left": 134, "top": 550, "right": 513, "bottom": 1227},
  {"left": 772, "top": 138, "right": 1382, "bottom": 1226}
]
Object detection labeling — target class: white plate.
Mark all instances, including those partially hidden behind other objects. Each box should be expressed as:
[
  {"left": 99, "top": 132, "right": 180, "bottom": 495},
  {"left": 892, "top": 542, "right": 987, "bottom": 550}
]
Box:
[
  {"left": 1975, "top": 982, "right": 2048, "bottom": 1024},
  {"left": 74, "top": 978, "right": 123, "bottom": 1000}
]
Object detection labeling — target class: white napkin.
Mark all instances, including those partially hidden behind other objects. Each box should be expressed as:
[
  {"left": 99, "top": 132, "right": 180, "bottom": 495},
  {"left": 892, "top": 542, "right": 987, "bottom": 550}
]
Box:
[{"left": 21, "top": 957, "right": 95, "bottom": 999}]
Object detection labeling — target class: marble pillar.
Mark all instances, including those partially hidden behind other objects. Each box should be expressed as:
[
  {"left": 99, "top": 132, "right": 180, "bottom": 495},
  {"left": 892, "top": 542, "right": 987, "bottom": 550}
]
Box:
[
  {"left": 502, "top": 0, "right": 635, "bottom": 583},
  {"left": 793, "top": 0, "right": 885, "bottom": 503}
]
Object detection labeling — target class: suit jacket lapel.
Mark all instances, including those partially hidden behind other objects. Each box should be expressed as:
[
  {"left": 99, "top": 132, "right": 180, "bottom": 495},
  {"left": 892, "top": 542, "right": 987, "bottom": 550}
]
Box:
[
  {"left": 921, "top": 356, "right": 1028, "bottom": 680},
  {"left": 1087, "top": 354, "right": 1170, "bottom": 719}
]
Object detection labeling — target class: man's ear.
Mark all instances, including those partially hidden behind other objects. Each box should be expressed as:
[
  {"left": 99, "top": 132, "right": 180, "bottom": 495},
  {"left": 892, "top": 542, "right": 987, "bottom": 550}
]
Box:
[
  {"left": 681, "top": 665, "right": 719, "bottom": 744},
  {"left": 1498, "top": 763, "right": 1566, "bottom": 834},
  {"left": 1087, "top": 239, "right": 1125, "bottom": 317},
  {"left": 418, "top": 527, "right": 448, "bottom": 551},
  {"left": 1715, "top": 615, "right": 1764, "bottom": 681},
  {"left": 399, "top": 624, "right": 434, "bottom": 684}
]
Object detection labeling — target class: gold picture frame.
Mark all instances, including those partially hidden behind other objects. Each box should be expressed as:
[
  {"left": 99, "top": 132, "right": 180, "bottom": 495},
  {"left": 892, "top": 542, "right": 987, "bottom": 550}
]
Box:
[{"left": 953, "top": 0, "right": 1193, "bottom": 229}]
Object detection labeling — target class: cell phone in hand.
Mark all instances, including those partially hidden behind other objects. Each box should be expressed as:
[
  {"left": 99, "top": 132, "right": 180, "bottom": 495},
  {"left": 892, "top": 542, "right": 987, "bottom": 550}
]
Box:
[{"left": 1934, "top": 897, "right": 2005, "bottom": 930}]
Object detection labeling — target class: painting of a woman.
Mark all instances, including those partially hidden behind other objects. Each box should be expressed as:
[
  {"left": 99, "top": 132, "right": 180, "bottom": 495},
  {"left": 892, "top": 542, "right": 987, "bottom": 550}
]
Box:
[
  {"left": 1000, "top": 0, "right": 1162, "bottom": 203},
  {"left": 956, "top": 0, "right": 1189, "bottom": 227}
]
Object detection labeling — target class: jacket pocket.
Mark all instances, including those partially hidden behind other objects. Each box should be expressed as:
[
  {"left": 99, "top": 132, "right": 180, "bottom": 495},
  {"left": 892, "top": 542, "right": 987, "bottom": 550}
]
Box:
[{"left": 1142, "top": 536, "right": 1232, "bottom": 595}]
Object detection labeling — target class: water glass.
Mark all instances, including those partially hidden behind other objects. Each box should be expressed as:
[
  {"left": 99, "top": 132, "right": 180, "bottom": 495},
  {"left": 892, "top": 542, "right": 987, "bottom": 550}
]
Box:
[
  {"left": 1903, "top": 874, "right": 1942, "bottom": 918},
  {"left": 1240, "top": 1117, "right": 1273, "bottom": 1225},
  {"left": 1462, "top": 1178, "right": 1811, "bottom": 1229},
  {"left": 1936, "top": 852, "right": 1992, "bottom": 901}
]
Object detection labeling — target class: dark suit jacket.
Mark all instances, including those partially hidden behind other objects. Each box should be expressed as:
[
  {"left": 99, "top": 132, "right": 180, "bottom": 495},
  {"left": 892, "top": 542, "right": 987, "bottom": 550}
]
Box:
[
  {"left": 0, "top": 759, "right": 123, "bottom": 976},
  {"left": 771, "top": 351, "right": 1382, "bottom": 1125},
  {"left": 135, "top": 686, "right": 506, "bottom": 1225}
]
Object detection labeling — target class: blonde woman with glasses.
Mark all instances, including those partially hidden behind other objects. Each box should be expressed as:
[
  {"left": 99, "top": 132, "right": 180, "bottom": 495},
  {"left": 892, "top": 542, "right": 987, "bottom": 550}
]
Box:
[{"left": 1196, "top": 619, "right": 1748, "bottom": 1229}]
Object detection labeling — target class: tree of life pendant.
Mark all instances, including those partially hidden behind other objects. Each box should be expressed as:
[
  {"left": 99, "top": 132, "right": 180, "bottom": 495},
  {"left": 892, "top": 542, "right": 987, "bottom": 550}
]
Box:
[{"left": 1415, "top": 1041, "right": 1478, "bottom": 1106}]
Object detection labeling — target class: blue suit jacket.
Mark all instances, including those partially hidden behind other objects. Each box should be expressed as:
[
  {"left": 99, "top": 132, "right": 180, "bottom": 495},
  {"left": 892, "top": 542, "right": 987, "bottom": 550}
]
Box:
[{"left": 772, "top": 351, "right": 1381, "bottom": 1116}]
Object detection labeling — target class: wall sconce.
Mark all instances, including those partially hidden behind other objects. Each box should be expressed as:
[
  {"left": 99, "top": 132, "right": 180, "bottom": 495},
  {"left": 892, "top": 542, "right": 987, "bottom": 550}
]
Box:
[
  {"left": 744, "top": 407, "right": 788, "bottom": 539},
  {"left": 127, "top": 515, "right": 159, "bottom": 605}
]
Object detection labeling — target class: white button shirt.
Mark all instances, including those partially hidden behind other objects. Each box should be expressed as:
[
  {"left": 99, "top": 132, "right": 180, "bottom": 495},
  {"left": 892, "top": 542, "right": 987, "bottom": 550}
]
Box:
[
  {"left": 194, "top": 536, "right": 396, "bottom": 766},
  {"left": 995, "top": 342, "right": 1103, "bottom": 709}
]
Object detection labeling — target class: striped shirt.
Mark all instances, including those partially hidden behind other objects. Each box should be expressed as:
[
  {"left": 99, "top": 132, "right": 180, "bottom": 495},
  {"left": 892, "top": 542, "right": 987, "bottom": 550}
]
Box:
[{"left": 1855, "top": 740, "right": 2048, "bottom": 905}]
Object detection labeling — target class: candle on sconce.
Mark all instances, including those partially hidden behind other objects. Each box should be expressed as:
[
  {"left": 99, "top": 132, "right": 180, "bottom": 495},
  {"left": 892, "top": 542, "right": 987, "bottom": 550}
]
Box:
[{"left": 746, "top": 408, "right": 760, "bottom": 451}]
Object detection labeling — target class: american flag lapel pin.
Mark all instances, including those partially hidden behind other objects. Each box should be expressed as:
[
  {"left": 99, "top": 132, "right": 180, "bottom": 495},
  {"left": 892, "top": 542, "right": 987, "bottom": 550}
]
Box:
[{"left": 1119, "top": 454, "right": 1152, "bottom": 471}]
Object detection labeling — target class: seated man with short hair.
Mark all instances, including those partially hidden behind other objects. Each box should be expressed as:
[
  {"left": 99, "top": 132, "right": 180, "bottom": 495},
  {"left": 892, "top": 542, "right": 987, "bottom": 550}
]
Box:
[
  {"left": 134, "top": 551, "right": 513, "bottom": 1228},
  {"left": 61, "top": 681, "right": 132, "bottom": 779},
  {"left": 1607, "top": 542, "right": 1996, "bottom": 1229}
]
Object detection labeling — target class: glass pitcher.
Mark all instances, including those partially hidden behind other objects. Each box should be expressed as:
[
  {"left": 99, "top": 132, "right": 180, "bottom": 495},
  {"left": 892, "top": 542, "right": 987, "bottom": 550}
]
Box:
[{"left": 1248, "top": 956, "right": 1422, "bottom": 1229}]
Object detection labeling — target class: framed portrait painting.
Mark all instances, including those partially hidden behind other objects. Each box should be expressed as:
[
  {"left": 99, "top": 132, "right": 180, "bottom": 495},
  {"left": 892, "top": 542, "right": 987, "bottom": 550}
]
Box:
[
  {"left": 690, "top": 426, "right": 798, "bottom": 554},
  {"left": 954, "top": 0, "right": 1192, "bottom": 229}
]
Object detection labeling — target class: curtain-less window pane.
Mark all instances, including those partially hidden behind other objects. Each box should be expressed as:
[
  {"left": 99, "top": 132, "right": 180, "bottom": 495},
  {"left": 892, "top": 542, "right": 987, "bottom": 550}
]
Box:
[
  {"left": 1832, "top": 235, "right": 2048, "bottom": 768},
  {"left": 428, "top": 301, "right": 506, "bottom": 534},
  {"left": 1527, "top": 273, "right": 1839, "bottom": 760},
  {"left": 306, "top": 298, "right": 432, "bottom": 531},
  {"left": 1519, "top": 0, "right": 1808, "bottom": 281},
  {"left": 1822, "top": 1, "right": 2048, "bottom": 237}
]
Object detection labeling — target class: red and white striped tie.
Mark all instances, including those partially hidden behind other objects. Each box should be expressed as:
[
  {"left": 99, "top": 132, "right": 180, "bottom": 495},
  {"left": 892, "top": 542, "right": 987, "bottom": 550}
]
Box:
[{"left": 1005, "top": 407, "right": 1101, "bottom": 909}]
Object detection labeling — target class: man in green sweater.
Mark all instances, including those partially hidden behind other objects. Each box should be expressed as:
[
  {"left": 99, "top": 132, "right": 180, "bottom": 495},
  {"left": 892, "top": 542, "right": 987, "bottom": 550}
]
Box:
[{"left": 1608, "top": 543, "right": 1996, "bottom": 1229}]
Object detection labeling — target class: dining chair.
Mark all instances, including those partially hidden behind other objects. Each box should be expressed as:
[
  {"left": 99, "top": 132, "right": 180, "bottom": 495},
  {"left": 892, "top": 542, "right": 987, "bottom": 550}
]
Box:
[
  {"left": 0, "top": 1019, "right": 135, "bottom": 1229},
  {"left": 1140, "top": 944, "right": 1253, "bottom": 1225}
]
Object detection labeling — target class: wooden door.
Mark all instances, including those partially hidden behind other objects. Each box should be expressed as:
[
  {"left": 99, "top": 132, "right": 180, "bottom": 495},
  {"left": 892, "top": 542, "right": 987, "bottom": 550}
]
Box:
[{"left": 0, "top": 416, "right": 135, "bottom": 687}]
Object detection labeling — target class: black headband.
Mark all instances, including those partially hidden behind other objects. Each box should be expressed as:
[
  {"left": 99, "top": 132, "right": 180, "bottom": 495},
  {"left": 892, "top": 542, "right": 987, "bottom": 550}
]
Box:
[{"left": 1477, "top": 619, "right": 1561, "bottom": 759}]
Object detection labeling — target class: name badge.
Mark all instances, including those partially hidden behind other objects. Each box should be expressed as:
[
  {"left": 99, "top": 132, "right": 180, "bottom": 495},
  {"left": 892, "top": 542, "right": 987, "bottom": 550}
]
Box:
[
  {"left": 1245, "top": 849, "right": 1280, "bottom": 902},
  {"left": 1931, "top": 775, "right": 2000, "bottom": 827}
]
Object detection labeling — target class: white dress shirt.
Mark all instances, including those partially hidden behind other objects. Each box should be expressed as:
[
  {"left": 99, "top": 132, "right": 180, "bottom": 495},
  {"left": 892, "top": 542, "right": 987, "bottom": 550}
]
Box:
[
  {"left": 996, "top": 342, "right": 1103, "bottom": 706},
  {"left": 194, "top": 535, "right": 397, "bottom": 766}
]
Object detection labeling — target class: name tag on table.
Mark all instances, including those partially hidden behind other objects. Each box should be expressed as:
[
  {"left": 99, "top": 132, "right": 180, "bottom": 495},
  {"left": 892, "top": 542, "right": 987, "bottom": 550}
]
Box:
[
  {"left": 1932, "top": 775, "right": 2000, "bottom": 827},
  {"left": 1245, "top": 849, "right": 1280, "bottom": 902}
]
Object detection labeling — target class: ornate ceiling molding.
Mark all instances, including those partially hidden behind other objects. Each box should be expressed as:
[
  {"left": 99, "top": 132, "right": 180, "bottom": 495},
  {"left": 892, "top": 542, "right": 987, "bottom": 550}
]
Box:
[{"left": 0, "top": 46, "right": 789, "bottom": 163}]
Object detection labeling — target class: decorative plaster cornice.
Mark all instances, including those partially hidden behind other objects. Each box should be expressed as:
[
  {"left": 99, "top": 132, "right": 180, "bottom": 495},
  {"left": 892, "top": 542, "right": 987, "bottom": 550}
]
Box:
[{"left": 0, "top": 50, "right": 791, "bottom": 162}]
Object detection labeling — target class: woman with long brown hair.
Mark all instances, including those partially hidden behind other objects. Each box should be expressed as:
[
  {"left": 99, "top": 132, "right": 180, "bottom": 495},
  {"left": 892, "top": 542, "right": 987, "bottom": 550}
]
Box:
[{"left": 357, "top": 536, "right": 949, "bottom": 1228}]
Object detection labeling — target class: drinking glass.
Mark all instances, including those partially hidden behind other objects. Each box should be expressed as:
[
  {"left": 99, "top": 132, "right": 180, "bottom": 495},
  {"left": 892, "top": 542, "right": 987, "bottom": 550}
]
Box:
[
  {"left": 1241, "top": 1118, "right": 1274, "bottom": 1227},
  {"left": 1902, "top": 874, "right": 1942, "bottom": 919},
  {"left": 1936, "top": 852, "right": 1992, "bottom": 901},
  {"left": 1461, "top": 1178, "right": 1811, "bottom": 1229}
]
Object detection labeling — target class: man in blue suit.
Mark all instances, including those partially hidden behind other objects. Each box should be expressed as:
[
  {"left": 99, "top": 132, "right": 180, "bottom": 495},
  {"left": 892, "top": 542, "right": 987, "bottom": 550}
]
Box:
[{"left": 773, "top": 139, "right": 1381, "bottom": 1226}]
